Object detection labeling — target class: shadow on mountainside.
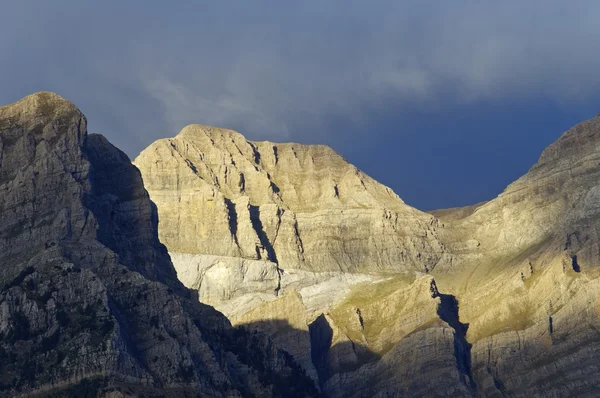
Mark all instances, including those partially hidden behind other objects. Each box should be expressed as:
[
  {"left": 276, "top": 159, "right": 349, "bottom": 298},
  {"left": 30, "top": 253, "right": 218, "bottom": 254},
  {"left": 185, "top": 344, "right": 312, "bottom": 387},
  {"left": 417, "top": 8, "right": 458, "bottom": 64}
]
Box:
[
  {"left": 0, "top": 128, "right": 320, "bottom": 397},
  {"left": 236, "top": 312, "right": 483, "bottom": 397},
  {"left": 237, "top": 318, "right": 380, "bottom": 392},
  {"left": 436, "top": 293, "right": 478, "bottom": 393}
]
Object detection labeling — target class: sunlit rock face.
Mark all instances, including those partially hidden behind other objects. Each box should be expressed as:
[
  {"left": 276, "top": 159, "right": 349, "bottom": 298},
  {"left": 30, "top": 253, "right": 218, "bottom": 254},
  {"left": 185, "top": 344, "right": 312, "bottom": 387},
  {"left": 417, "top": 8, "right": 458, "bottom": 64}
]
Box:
[
  {"left": 137, "top": 114, "right": 600, "bottom": 397},
  {"left": 134, "top": 124, "right": 450, "bottom": 275},
  {"left": 0, "top": 93, "right": 319, "bottom": 397},
  {"left": 429, "top": 114, "right": 600, "bottom": 397}
]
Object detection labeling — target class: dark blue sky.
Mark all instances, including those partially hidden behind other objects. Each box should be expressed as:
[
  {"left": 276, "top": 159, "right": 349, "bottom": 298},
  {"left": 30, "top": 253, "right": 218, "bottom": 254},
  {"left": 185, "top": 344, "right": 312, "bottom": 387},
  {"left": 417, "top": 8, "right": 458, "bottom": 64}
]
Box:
[{"left": 2, "top": 1, "right": 600, "bottom": 210}]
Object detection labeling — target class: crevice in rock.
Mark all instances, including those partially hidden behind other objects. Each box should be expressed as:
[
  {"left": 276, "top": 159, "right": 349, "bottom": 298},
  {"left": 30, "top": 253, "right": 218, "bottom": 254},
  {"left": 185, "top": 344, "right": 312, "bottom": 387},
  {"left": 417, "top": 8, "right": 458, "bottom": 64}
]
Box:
[
  {"left": 270, "top": 181, "right": 280, "bottom": 194},
  {"left": 271, "top": 207, "right": 283, "bottom": 246},
  {"left": 249, "top": 142, "right": 261, "bottom": 164},
  {"left": 487, "top": 367, "right": 508, "bottom": 397},
  {"left": 292, "top": 216, "right": 305, "bottom": 256},
  {"left": 224, "top": 198, "right": 239, "bottom": 246},
  {"left": 355, "top": 307, "right": 364, "bottom": 330},
  {"left": 230, "top": 139, "right": 245, "bottom": 157},
  {"left": 238, "top": 172, "right": 245, "bottom": 193},
  {"left": 273, "top": 146, "right": 278, "bottom": 165},
  {"left": 309, "top": 314, "right": 333, "bottom": 388},
  {"left": 223, "top": 166, "right": 229, "bottom": 184},
  {"left": 429, "top": 279, "right": 439, "bottom": 298},
  {"left": 274, "top": 267, "right": 283, "bottom": 297},
  {"left": 433, "top": 284, "right": 478, "bottom": 393},
  {"left": 571, "top": 255, "right": 581, "bottom": 272},
  {"left": 184, "top": 159, "right": 198, "bottom": 175},
  {"left": 249, "top": 205, "right": 277, "bottom": 264}
]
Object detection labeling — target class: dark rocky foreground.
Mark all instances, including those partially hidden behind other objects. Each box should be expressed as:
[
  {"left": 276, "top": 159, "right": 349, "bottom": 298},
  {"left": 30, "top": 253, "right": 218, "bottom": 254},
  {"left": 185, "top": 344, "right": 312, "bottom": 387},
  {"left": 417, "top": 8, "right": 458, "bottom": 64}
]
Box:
[{"left": 0, "top": 92, "right": 319, "bottom": 397}]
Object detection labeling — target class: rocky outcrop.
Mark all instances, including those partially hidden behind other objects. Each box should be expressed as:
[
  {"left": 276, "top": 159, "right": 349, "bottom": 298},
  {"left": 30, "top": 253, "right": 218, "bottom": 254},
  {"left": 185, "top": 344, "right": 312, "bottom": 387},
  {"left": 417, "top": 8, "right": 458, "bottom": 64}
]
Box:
[
  {"left": 134, "top": 124, "right": 450, "bottom": 275},
  {"left": 0, "top": 93, "right": 319, "bottom": 397},
  {"left": 135, "top": 113, "right": 600, "bottom": 397}
]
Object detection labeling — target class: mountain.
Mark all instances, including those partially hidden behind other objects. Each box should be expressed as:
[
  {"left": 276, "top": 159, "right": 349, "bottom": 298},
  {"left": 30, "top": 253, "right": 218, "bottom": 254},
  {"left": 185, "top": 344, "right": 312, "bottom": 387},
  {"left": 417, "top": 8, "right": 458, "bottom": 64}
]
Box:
[
  {"left": 134, "top": 124, "right": 447, "bottom": 273},
  {"left": 0, "top": 93, "right": 319, "bottom": 397},
  {"left": 136, "top": 117, "right": 600, "bottom": 397},
  {"left": 133, "top": 124, "right": 453, "bottom": 390}
]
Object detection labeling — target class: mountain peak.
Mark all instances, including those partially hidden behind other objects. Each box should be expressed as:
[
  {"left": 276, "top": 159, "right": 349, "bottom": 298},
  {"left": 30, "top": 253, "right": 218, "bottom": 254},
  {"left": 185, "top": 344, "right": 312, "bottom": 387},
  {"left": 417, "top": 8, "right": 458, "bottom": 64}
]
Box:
[
  {"left": 0, "top": 91, "right": 82, "bottom": 135},
  {"left": 1, "top": 91, "right": 77, "bottom": 115},
  {"left": 536, "top": 114, "right": 600, "bottom": 167},
  {"left": 177, "top": 123, "right": 245, "bottom": 141}
]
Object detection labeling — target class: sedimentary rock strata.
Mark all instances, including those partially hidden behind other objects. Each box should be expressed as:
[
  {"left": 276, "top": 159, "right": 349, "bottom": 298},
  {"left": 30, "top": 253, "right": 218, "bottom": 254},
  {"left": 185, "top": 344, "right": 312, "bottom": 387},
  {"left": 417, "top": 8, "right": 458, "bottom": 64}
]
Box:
[{"left": 136, "top": 115, "right": 600, "bottom": 397}]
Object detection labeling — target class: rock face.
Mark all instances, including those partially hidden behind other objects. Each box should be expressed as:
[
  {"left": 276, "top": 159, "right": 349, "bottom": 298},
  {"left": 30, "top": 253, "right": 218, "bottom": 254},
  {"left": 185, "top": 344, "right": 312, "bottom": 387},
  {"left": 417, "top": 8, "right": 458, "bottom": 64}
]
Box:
[
  {"left": 134, "top": 124, "right": 449, "bottom": 275},
  {"left": 0, "top": 93, "right": 319, "bottom": 397},
  {"left": 429, "top": 114, "right": 600, "bottom": 397},
  {"left": 136, "top": 115, "right": 600, "bottom": 397}
]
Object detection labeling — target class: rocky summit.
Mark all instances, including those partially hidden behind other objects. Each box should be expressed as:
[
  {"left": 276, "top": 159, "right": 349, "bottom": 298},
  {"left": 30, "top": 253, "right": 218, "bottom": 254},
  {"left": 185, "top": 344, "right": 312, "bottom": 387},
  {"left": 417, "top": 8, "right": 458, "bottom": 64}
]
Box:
[
  {"left": 0, "top": 93, "right": 319, "bottom": 397},
  {"left": 135, "top": 116, "right": 600, "bottom": 396}
]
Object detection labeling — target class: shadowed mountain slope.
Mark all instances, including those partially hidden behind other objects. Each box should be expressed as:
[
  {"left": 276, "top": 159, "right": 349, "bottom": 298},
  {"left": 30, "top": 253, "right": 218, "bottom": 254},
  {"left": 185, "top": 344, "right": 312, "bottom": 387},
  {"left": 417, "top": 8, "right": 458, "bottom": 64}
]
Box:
[{"left": 0, "top": 93, "right": 319, "bottom": 397}]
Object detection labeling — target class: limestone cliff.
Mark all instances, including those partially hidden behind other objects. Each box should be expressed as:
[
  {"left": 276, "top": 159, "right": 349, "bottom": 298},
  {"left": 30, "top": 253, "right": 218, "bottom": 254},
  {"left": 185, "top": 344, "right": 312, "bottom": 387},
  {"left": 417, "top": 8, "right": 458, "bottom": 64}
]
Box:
[
  {"left": 136, "top": 115, "right": 600, "bottom": 397},
  {"left": 0, "top": 93, "right": 319, "bottom": 397},
  {"left": 134, "top": 124, "right": 449, "bottom": 275}
]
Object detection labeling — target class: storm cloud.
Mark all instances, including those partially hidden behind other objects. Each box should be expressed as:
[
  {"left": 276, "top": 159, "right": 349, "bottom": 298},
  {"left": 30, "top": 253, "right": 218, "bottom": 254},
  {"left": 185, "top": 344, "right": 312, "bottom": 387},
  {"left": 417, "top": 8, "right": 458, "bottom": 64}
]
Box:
[{"left": 2, "top": 1, "right": 600, "bottom": 209}]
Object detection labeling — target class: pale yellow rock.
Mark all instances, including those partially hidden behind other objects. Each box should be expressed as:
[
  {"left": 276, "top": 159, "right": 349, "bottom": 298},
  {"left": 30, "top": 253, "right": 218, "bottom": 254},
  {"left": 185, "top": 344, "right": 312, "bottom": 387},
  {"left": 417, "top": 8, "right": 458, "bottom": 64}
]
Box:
[
  {"left": 135, "top": 115, "right": 600, "bottom": 397},
  {"left": 134, "top": 124, "right": 448, "bottom": 274}
]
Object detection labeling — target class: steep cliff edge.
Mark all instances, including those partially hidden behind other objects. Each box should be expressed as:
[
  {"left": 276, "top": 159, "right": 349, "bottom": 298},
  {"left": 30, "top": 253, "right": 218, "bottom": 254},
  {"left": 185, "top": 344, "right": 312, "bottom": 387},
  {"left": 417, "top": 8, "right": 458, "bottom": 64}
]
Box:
[{"left": 0, "top": 93, "right": 318, "bottom": 397}]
